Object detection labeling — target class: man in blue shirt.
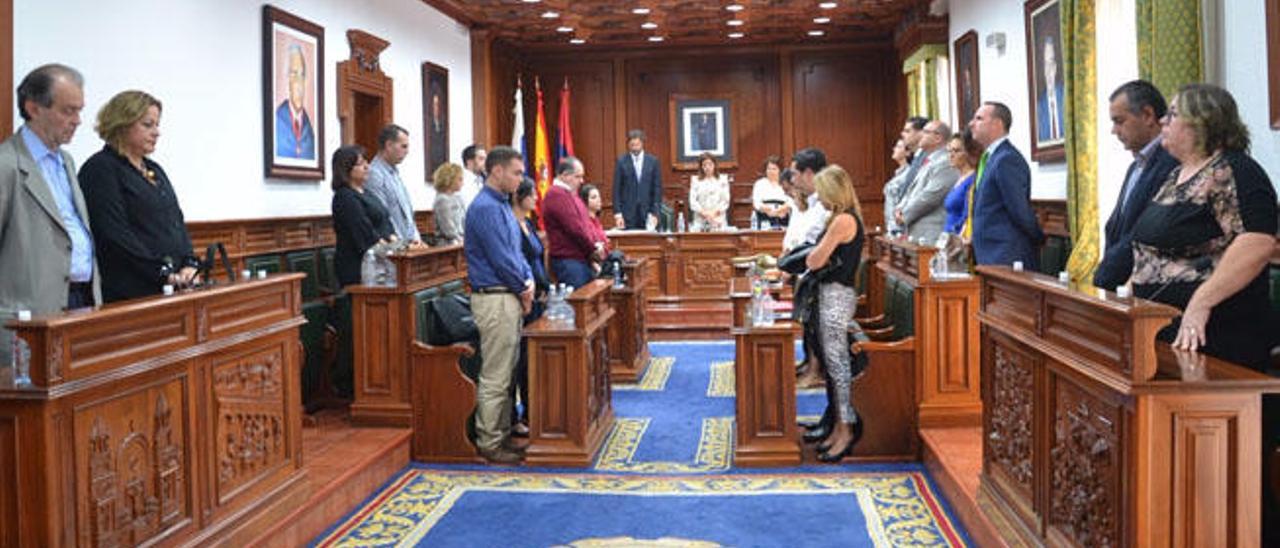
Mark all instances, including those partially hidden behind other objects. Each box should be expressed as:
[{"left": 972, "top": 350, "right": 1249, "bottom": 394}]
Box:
[
  {"left": 464, "top": 146, "right": 533, "bottom": 464},
  {"left": 0, "top": 64, "right": 100, "bottom": 367}
]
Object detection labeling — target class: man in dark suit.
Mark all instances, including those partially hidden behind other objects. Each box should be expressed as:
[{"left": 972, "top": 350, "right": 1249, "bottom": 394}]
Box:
[
  {"left": 0, "top": 64, "right": 101, "bottom": 367},
  {"left": 963, "top": 101, "right": 1044, "bottom": 268},
  {"left": 611, "top": 129, "right": 663, "bottom": 230},
  {"left": 1093, "top": 80, "right": 1177, "bottom": 290}
]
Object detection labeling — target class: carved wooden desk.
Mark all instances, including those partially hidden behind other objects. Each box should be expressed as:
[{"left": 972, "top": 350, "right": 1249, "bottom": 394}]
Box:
[
  {"left": 872, "top": 237, "right": 982, "bottom": 428},
  {"left": 348, "top": 245, "right": 466, "bottom": 427},
  {"left": 731, "top": 321, "right": 802, "bottom": 466},
  {"left": 607, "top": 258, "right": 652, "bottom": 383},
  {"left": 524, "top": 280, "right": 616, "bottom": 467},
  {"left": 0, "top": 275, "right": 308, "bottom": 547},
  {"left": 976, "top": 266, "right": 1280, "bottom": 546}
]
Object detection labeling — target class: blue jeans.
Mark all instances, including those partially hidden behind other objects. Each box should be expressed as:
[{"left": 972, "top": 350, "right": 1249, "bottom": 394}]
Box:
[{"left": 551, "top": 258, "right": 594, "bottom": 289}]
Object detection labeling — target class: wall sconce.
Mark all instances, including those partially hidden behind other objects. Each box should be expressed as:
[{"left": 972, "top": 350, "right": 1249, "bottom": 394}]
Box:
[{"left": 985, "top": 32, "right": 1006, "bottom": 55}]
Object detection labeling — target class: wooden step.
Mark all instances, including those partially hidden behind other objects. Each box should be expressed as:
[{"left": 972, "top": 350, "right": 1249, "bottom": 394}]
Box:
[
  {"left": 249, "top": 410, "right": 412, "bottom": 546},
  {"left": 647, "top": 302, "right": 732, "bottom": 339},
  {"left": 920, "top": 427, "right": 1015, "bottom": 548}
]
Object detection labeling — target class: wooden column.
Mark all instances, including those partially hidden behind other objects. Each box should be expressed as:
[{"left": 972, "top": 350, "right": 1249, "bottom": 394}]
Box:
[
  {"left": 607, "top": 258, "right": 652, "bottom": 383},
  {"left": 976, "top": 266, "right": 1280, "bottom": 546},
  {"left": 0, "top": 275, "right": 308, "bottom": 546},
  {"left": 469, "top": 29, "right": 496, "bottom": 146},
  {"left": 349, "top": 245, "right": 466, "bottom": 427},
  {"left": 525, "top": 280, "right": 615, "bottom": 467},
  {"left": 732, "top": 322, "right": 801, "bottom": 467}
]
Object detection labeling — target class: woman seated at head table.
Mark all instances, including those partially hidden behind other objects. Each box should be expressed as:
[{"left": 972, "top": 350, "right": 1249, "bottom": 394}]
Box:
[
  {"left": 689, "top": 152, "right": 730, "bottom": 232},
  {"left": 330, "top": 145, "right": 397, "bottom": 288},
  {"left": 578, "top": 184, "right": 611, "bottom": 274},
  {"left": 431, "top": 162, "right": 465, "bottom": 245},
  {"left": 1128, "top": 83, "right": 1277, "bottom": 372},
  {"left": 78, "top": 90, "right": 199, "bottom": 304},
  {"left": 942, "top": 130, "right": 981, "bottom": 236},
  {"left": 752, "top": 155, "right": 794, "bottom": 229}
]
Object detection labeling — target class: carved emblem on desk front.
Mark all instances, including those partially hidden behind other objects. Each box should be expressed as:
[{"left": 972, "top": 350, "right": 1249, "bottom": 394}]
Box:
[
  {"left": 1050, "top": 381, "right": 1118, "bottom": 548},
  {"left": 213, "top": 347, "right": 287, "bottom": 496},
  {"left": 686, "top": 260, "right": 731, "bottom": 285},
  {"left": 988, "top": 343, "right": 1033, "bottom": 491}
]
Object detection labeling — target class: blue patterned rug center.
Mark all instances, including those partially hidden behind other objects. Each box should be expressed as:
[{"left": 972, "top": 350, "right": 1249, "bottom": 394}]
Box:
[{"left": 312, "top": 341, "right": 969, "bottom": 547}]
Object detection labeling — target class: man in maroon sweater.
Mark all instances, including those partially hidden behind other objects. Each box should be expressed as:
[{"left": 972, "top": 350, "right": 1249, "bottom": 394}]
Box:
[{"left": 543, "top": 156, "right": 605, "bottom": 288}]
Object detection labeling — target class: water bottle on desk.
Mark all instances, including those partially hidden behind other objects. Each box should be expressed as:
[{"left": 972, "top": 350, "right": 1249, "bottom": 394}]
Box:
[
  {"left": 561, "top": 285, "right": 576, "bottom": 325},
  {"left": 360, "top": 248, "right": 378, "bottom": 285},
  {"left": 676, "top": 211, "right": 686, "bottom": 233},
  {"left": 10, "top": 310, "right": 32, "bottom": 388},
  {"left": 759, "top": 291, "right": 776, "bottom": 326}
]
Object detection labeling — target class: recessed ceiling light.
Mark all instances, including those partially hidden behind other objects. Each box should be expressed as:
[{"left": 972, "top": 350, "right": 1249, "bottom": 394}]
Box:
[
  {"left": 727, "top": 19, "right": 744, "bottom": 27},
  {"left": 808, "top": 30, "right": 825, "bottom": 36},
  {"left": 520, "top": 0, "right": 540, "bottom": 3},
  {"left": 556, "top": 26, "right": 573, "bottom": 33},
  {"left": 570, "top": 38, "right": 586, "bottom": 44},
  {"left": 632, "top": 8, "right": 651, "bottom": 15},
  {"left": 728, "top": 32, "right": 745, "bottom": 39},
  {"left": 541, "top": 11, "right": 559, "bottom": 19},
  {"left": 814, "top": 17, "right": 831, "bottom": 24},
  {"left": 819, "top": 2, "right": 838, "bottom": 8},
  {"left": 726, "top": 4, "right": 744, "bottom": 11},
  {"left": 641, "top": 22, "right": 658, "bottom": 30},
  {"left": 648, "top": 36, "right": 665, "bottom": 42}
]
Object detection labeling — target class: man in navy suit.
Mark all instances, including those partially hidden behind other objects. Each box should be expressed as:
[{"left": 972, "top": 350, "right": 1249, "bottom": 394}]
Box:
[
  {"left": 612, "top": 129, "right": 663, "bottom": 230},
  {"left": 1093, "top": 80, "right": 1177, "bottom": 290},
  {"left": 964, "top": 102, "right": 1044, "bottom": 268},
  {"left": 275, "top": 44, "right": 315, "bottom": 160}
]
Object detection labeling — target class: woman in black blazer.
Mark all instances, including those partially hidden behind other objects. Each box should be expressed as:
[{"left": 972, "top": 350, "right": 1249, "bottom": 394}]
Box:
[
  {"left": 331, "top": 145, "right": 396, "bottom": 287},
  {"left": 79, "top": 90, "right": 199, "bottom": 304}
]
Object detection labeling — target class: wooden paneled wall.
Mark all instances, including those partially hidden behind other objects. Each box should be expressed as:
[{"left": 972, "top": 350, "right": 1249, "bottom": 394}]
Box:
[{"left": 488, "top": 43, "right": 906, "bottom": 229}]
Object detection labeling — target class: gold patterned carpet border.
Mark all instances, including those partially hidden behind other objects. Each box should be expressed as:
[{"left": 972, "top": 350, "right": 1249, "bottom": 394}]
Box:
[
  {"left": 594, "top": 417, "right": 734, "bottom": 473},
  {"left": 614, "top": 357, "right": 675, "bottom": 392},
  {"left": 314, "top": 469, "right": 968, "bottom": 547},
  {"left": 708, "top": 360, "right": 827, "bottom": 397}
]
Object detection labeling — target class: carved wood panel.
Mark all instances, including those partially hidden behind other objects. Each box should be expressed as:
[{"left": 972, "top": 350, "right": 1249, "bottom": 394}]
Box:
[
  {"left": 588, "top": 330, "right": 610, "bottom": 424},
  {"left": 0, "top": 416, "right": 16, "bottom": 546},
  {"left": 1048, "top": 373, "right": 1123, "bottom": 548},
  {"left": 65, "top": 308, "right": 193, "bottom": 377},
  {"left": 987, "top": 336, "right": 1036, "bottom": 497},
  {"left": 211, "top": 345, "right": 287, "bottom": 504},
  {"left": 535, "top": 344, "right": 570, "bottom": 438},
  {"left": 74, "top": 380, "right": 189, "bottom": 548}
]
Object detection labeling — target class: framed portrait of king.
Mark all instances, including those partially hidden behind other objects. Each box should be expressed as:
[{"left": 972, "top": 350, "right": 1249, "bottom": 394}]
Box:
[
  {"left": 262, "top": 5, "right": 325, "bottom": 179},
  {"left": 668, "top": 94, "right": 736, "bottom": 171},
  {"left": 1024, "top": 0, "right": 1065, "bottom": 163}
]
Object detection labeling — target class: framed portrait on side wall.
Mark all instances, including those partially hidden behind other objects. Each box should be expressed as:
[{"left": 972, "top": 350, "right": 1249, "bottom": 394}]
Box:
[
  {"left": 954, "top": 30, "right": 981, "bottom": 127},
  {"left": 262, "top": 5, "right": 325, "bottom": 179},
  {"left": 1268, "top": 0, "right": 1279, "bottom": 128},
  {"left": 422, "top": 62, "right": 449, "bottom": 180},
  {"left": 669, "top": 95, "right": 735, "bottom": 170},
  {"left": 1024, "top": 0, "right": 1065, "bottom": 162}
]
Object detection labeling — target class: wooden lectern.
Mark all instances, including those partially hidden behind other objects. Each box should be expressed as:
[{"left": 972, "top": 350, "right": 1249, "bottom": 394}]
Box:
[
  {"left": 348, "top": 245, "right": 466, "bottom": 427},
  {"left": 607, "top": 258, "right": 652, "bottom": 383},
  {"left": 0, "top": 275, "right": 308, "bottom": 546},
  {"left": 976, "top": 266, "right": 1280, "bottom": 546},
  {"left": 524, "top": 280, "right": 615, "bottom": 467},
  {"left": 731, "top": 321, "right": 802, "bottom": 466}
]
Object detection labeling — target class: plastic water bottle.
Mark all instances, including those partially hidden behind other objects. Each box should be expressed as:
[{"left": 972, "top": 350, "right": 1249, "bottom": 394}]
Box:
[
  {"left": 546, "top": 285, "right": 563, "bottom": 322},
  {"left": 676, "top": 211, "right": 686, "bottom": 233},
  {"left": 379, "top": 246, "right": 397, "bottom": 287},
  {"left": 759, "top": 291, "right": 776, "bottom": 326},
  {"left": 750, "top": 214, "right": 759, "bottom": 231},
  {"left": 11, "top": 310, "right": 32, "bottom": 388},
  {"left": 361, "top": 248, "right": 378, "bottom": 285},
  {"left": 613, "top": 264, "right": 625, "bottom": 289},
  {"left": 560, "top": 284, "right": 576, "bottom": 325}
]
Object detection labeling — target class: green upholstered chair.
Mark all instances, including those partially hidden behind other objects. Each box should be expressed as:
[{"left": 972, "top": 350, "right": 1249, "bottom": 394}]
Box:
[
  {"left": 299, "top": 300, "right": 330, "bottom": 409},
  {"left": 318, "top": 247, "right": 338, "bottom": 295},
  {"left": 244, "top": 254, "right": 283, "bottom": 276},
  {"left": 286, "top": 250, "right": 320, "bottom": 300},
  {"left": 440, "top": 279, "right": 466, "bottom": 297},
  {"left": 413, "top": 286, "right": 442, "bottom": 343},
  {"left": 893, "top": 280, "right": 915, "bottom": 340}
]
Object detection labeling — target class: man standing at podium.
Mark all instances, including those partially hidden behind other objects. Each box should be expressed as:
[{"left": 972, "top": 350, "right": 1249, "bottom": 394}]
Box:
[
  {"left": 0, "top": 64, "right": 100, "bottom": 367},
  {"left": 612, "top": 129, "right": 662, "bottom": 230},
  {"left": 464, "top": 146, "right": 534, "bottom": 464}
]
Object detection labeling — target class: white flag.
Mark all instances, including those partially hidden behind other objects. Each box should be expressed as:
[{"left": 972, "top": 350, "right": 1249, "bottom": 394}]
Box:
[{"left": 511, "top": 78, "right": 525, "bottom": 155}]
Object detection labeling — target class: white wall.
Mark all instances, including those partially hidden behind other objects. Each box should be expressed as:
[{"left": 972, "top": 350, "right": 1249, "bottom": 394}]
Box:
[
  {"left": 947, "top": 0, "right": 1068, "bottom": 200},
  {"left": 13, "top": 0, "right": 471, "bottom": 220},
  {"left": 1219, "top": 1, "right": 1280, "bottom": 181}
]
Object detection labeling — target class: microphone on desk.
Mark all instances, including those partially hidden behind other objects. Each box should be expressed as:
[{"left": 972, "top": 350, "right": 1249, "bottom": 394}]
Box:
[{"left": 1141, "top": 256, "right": 1213, "bottom": 303}]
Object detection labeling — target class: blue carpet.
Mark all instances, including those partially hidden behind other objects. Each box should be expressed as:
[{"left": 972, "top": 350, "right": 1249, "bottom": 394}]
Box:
[{"left": 313, "top": 341, "right": 971, "bottom": 547}]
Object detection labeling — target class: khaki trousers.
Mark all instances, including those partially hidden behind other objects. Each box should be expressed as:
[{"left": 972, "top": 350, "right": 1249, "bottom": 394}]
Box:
[{"left": 471, "top": 292, "right": 523, "bottom": 451}]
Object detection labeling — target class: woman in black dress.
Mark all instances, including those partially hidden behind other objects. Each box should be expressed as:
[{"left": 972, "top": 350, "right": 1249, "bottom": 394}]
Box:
[
  {"left": 331, "top": 145, "right": 397, "bottom": 288},
  {"left": 79, "top": 90, "right": 199, "bottom": 303},
  {"left": 511, "top": 177, "right": 550, "bottom": 436}
]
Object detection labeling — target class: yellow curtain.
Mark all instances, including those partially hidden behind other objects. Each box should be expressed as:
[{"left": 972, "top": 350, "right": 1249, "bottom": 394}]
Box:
[
  {"left": 902, "top": 44, "right": 948, "bottom": 119},
  {"left": 906, "top": 67, "right": 921, "bottom": 117},
  {"left": 1062, "top": 0, "right": 1099, "bottom": 283},
  {"left": 1136, "top": 0, "right": 1203, "bottom": 98}
]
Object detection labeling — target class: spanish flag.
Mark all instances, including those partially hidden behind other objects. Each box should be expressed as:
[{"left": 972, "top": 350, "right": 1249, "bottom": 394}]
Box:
[{"left": 532, "top": 78, "right": 552, "bottom": 220}]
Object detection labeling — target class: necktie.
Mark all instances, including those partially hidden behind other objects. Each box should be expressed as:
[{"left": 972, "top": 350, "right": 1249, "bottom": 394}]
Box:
[
  {"left": 960, "top": 150, "right": 990, "bottom": 239},
  {"left": 293, "top": 117, "right": 302, "bottom": 140}
]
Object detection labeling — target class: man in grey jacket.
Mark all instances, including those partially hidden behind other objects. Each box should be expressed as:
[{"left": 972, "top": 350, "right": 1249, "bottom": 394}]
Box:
[
  {"left": 896, "top": 120, "right": 959, "bottom": 245},
  {"left": 0, "top": 64, "right": 100, "bottom": 367}
]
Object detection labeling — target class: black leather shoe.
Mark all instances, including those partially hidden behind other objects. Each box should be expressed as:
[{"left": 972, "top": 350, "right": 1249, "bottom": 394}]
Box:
[
  {"left": 817, "top": 441, "right": 855, "bottom": 463},
  {"left": 802, "top": 425, "right": 830, "bottom": 444}
]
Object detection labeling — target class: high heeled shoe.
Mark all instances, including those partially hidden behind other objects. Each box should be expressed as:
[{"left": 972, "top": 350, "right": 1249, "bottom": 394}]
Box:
[
  {"left": 802, "top": 424, "right": 830, "bottom": 444},
  {"left": 817, "top": 439, "right": 855, "bottom": 463},
  {"left": 818, "top": 414, "right": 864, "bottom": 462}
]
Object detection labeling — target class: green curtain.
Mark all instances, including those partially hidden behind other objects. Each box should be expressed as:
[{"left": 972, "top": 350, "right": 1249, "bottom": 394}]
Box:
[
  {"left": 906, "top": 68, "right": 921, "bottom": 117},
  {"left": 1062, "top": 0, "right": 1099, "bottom": 283},
  {"left": 902, "top": 44, "right": 948, "bottom": 119},
  {"left": 1136, "top": 0, "right": 1203, "bottom": 98}
]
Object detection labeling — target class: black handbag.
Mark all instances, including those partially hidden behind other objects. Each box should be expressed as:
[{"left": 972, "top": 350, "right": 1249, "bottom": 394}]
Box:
[
  {"left": 426, "top": 293, "right": 480, "bottom": 346},
  {"left": 778, "top": 242, "right": 814, "bottom": 275}
]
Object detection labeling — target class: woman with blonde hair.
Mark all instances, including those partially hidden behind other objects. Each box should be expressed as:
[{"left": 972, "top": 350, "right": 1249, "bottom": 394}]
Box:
[
  {"left": 804, "top": 164, "right": 866, "bottom": 463},
  {"left": 431, "top": 162, "right": 465, "bottom": 245},
  {"left": 79, "top": 90, "right": 199, "bottom": 303}
]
